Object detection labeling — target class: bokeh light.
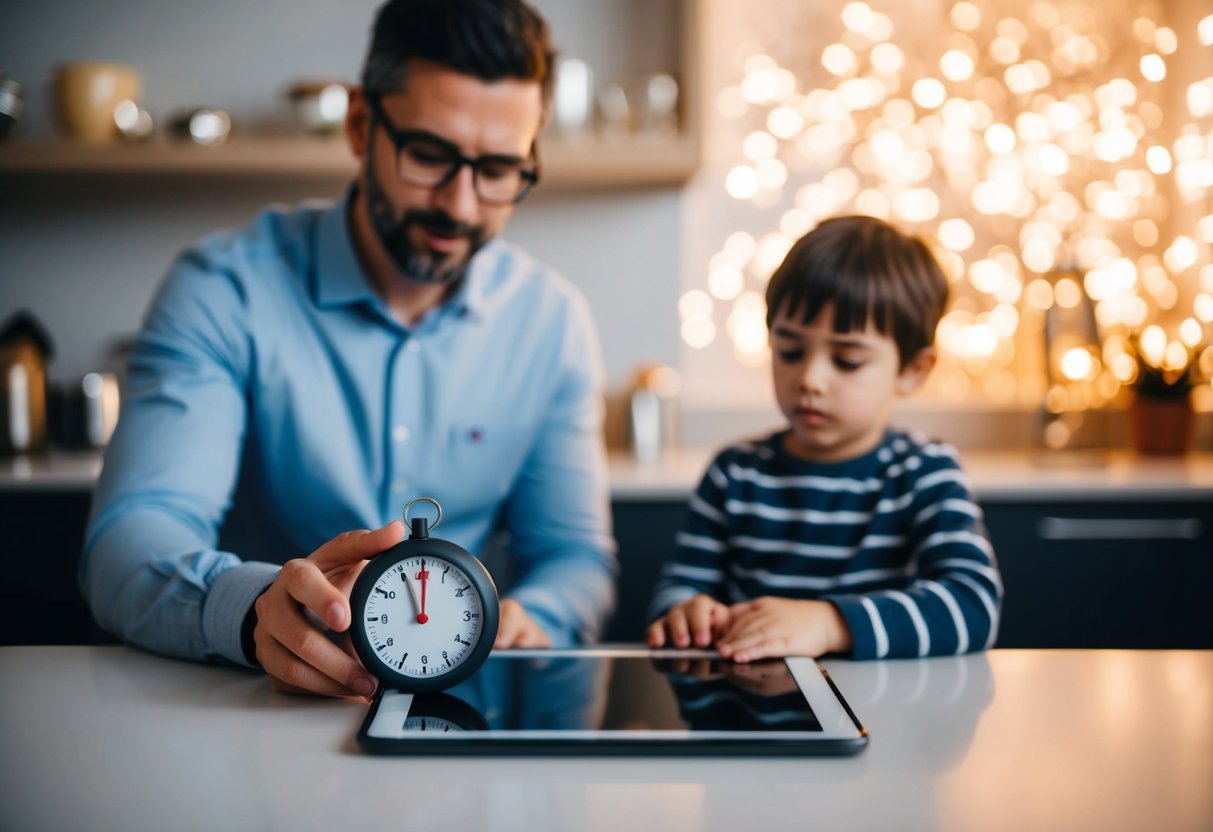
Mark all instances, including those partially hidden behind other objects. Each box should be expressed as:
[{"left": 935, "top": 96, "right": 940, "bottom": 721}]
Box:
[{"left": 689, "top": 0, "right": 1213, "bottom": 412}]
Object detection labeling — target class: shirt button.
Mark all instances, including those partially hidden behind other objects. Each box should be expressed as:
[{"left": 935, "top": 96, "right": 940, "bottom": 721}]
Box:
[
  {"left": 391, "top": 479, "right": 408, "bottom": 493},
  {"left": 392, "top": 425, "right": 411, "bottom": 443}
]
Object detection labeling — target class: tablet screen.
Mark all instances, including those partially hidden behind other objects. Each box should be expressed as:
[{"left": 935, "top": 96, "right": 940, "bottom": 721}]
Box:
[{"left": 359, "top": 648, "right": 866, "bottom": 755}]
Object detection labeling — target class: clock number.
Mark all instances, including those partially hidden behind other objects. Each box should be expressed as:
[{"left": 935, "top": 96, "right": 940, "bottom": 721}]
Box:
[
  {"left": 442, "top": 566, "right": 450, "bottom": 584},
  {"left": 463, "top": 610, "right": 472, "bottom": 621},
  {"left": 421, "top": 655, "right": 428, "bottom": 665},
  {"left": 388, "top": 591, "right": 396, "bottom": 599},
  {"left": 442, "top": 650, "right": 451, "bottom": 667},
  {"left": 454, "top": 635, "right": 471, "bottom": 646},
  {"left": 381, "top": 614, "right": 389, "bottom": 623},
  {"left": 454, "top": 588, "right": 465, "bottom": 598},
  {"left": 376, "top": 587, "right": 396, "bottom": 599},
  {"left": 386, "top": 637, "right": 394, "bottom": 647}
]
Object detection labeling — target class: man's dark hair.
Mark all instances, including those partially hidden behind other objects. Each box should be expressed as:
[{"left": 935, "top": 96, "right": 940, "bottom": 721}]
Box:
[
  {"left": 765, "top": 215, "right": 949, "bottom": 369},
  {"left": 361, "top": 0, "right": 556, "bottom": 107}
]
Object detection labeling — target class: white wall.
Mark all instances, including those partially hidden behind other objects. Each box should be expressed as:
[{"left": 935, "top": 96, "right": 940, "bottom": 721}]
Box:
[{"left": 0, "top": 0, "right": 682, "bottom": 391}]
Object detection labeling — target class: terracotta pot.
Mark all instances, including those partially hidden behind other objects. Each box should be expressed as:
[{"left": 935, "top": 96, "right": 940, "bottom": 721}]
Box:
[{"left": 1128, "top": 395, "right": 1194, "bottom": 455}]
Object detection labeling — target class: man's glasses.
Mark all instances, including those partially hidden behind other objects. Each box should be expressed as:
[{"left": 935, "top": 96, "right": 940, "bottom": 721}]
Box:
[{"left": 368, "top": 96, "right": 540, "bottom": 206}]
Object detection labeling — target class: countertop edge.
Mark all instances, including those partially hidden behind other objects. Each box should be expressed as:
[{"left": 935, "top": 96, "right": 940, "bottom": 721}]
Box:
[{"left": 4, "top": 448, "right": 1213, "bottom": 501}]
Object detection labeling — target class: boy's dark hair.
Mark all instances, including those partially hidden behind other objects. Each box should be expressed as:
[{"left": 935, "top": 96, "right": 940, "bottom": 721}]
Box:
[
  {"left": 765, "top": 215, "right": 949, "bottom": 368},
  {"left": 361, "top": 0, "right": 556, "bottom": 106}
]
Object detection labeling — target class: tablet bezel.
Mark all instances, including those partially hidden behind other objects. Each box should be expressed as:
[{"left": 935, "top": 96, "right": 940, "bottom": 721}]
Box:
[{"left": 357, "top": 648, "right": 868, "bottom": 756}]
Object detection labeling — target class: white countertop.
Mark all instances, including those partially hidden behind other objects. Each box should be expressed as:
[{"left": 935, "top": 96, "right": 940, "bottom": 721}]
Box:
[
  {"left": 1, "top": 646, "right": 1209, "bottom": 832},
  {"left": 609, "top": 447, "right": 1213, "bottom": 500},
  {"left": 4, "top": 447, "right": 1213, "bottom": 500}
]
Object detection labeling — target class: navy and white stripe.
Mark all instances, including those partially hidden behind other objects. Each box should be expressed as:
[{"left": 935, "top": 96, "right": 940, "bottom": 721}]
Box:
[{"left": 648, "top": 430, "right": 1002, "bottom": 660}]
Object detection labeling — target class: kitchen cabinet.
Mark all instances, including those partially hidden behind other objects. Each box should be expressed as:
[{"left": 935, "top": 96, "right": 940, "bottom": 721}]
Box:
[
  {"left": 984, "top": 500, "right": 1213, "bottom": 649},
  {"left": 1, "top": 491, "right": 95, "bottom": 645}
]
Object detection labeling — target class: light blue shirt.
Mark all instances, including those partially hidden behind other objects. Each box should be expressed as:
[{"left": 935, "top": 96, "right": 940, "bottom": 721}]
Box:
[{"left": 81, "top": 193, "right": 617, "bottom": 666}]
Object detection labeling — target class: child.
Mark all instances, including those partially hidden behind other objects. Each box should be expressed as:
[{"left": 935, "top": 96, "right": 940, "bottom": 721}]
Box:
[{"left": 647, "top": 215, "right": 1001, "bottom": 661}]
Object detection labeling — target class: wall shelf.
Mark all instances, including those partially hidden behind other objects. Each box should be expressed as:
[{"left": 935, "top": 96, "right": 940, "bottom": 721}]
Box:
[{"left": 0, "top": 134, "right": 699, "bottom": 190}]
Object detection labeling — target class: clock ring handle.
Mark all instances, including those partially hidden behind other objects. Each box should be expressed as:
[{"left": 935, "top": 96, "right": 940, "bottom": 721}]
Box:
[{"left": 402, "top": 496, "right": 442, "bottom": 538}]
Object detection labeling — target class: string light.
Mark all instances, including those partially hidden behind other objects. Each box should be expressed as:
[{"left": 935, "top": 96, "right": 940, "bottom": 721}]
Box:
[{"left": 684, "top": 0, "right": 1212, "bottom": 411}]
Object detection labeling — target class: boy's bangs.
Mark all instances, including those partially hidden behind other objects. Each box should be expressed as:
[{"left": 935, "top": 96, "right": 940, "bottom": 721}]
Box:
[{"left": 781, "top": 249, "right": 894, "bottom": 340}]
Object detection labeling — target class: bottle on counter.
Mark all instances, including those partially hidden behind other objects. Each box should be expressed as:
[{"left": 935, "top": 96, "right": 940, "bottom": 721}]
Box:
[
  {"left": 627, "top": 363, "right": 681, "bottom": 463},
  {"left": 0, "top": 311, "right": 54, "bottom": 456}
]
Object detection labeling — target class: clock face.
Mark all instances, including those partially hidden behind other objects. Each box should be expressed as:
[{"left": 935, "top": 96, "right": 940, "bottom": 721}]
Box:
[
  {"left": 403, "top": 715, "right": 466, "bottom": 732},
  {"left": 358, "top": 555, "right": 486, "bottom": 681}
]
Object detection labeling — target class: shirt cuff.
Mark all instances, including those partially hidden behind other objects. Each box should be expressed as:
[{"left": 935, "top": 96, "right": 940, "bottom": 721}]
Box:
[
  {"left": 827, "top": 596, "right": 879, "bottom": 661},
  {"left": 203, "top": 561, "right": 281, "bottom": 667}
]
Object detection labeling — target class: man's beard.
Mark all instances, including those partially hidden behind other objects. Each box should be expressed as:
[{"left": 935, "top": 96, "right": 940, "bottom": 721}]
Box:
[{"left": 364, "top": 157, "right": 488, "bottom": 286}]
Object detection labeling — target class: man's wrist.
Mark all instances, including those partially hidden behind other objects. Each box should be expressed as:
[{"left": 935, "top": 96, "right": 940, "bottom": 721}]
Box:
[{"left": 240, "top": 587, "right": 272, "bottom": 667}]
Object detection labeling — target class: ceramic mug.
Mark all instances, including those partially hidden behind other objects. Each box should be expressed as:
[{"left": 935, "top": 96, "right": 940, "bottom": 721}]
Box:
[{"left": 53, "top": 62, "right": 142, "bottom": 143}]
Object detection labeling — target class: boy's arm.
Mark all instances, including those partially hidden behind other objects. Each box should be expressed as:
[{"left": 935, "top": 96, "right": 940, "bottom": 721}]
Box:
[
  {"left": 647, "top": 456, "right": 733, "bottom": 623},
  {"left": 826, "top": 453, "right": 1003, "bottom": 659}
]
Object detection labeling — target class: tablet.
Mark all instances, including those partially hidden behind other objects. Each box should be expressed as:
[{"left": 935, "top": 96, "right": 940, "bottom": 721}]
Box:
[{"left": 357, "top": 647, "right": 867, "bottom": 756}]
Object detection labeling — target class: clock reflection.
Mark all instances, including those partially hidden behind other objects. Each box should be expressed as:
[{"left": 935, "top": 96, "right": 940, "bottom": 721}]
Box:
[{"left": 403, "top": 692, "right": 490, "bottom": 732}]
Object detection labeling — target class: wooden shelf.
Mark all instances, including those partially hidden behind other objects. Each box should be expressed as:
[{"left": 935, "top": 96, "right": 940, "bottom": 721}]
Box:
[{"left": 0, "top": 134, "right": 699, "bottom": 190}]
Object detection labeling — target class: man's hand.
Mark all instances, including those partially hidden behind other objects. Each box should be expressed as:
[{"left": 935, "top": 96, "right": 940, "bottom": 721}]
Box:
[
  {"left": 494, "top": 598, "right": 553, "bottom": 648},
  {"left": 646, "top": 593, "right": 732, "bottom": 649},
  {"left": 716, "top": 597, "right": 852, "bottom": 663},
  {"left": 253, "top": 520, "right": 404, "bottom": 698}
]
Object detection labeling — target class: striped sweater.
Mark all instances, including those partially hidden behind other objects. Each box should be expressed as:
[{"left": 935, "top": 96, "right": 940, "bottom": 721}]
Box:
[{"left": 648, "top": 429, "right": 1002, "bottom": 660}]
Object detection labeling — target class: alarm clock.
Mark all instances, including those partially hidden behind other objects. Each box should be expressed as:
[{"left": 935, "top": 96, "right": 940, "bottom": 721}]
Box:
[{"left": 350, "top": 497, "right": 499, "bottom": 692}]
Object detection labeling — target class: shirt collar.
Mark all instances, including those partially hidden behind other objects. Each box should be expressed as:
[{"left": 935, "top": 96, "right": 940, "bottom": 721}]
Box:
[
  {"left": 314, "top": 186, "right": 379, "bottom": 309},
  {"left": 313, "top": 185, "right": 496, "bottom": 324}
]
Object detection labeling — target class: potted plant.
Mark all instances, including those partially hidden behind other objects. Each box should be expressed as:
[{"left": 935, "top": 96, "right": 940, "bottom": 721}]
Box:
[{"left": 1127, "top": 334, "right": 1202, "bottom": 455}]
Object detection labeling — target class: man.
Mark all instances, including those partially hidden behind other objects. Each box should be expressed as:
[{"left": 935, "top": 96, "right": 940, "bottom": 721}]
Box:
[{"left": 80, "top": 0, "right": 616, "bottom": 698}]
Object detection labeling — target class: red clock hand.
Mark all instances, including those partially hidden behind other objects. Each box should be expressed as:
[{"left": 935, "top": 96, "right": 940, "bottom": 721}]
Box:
[{"left": 415, "top": 560, "right": 430, "bottom": 625}]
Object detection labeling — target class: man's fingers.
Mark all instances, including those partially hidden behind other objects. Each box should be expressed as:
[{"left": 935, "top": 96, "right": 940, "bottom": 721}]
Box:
[
  {"left": 495, "top": 600, "right": 552, "bottom": 649},
  {"left": 495, "top": 601, "right": 523, "bottom": 648},
  {"left": 513, "top": 624, "right": 551, "bottom": 649},
  {"left": 311, "top": 520, "right": 404, "bottom": 570},
  {"left": 256, "top": 583, "right": 378, "bottom": 697},
  {"left": 277, "top": 558, "right": 350, "bottom": 630},
  {"left": 256, "top": 629, "right": 375, "bottom": 698}
]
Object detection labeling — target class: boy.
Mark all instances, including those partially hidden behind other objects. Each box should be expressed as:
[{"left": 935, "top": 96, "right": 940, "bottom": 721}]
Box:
[{"left": 647, "top": 215, "right": 1001, "bottom": 661}]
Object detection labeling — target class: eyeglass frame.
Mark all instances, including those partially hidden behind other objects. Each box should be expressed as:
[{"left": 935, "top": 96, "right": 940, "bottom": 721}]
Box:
[{"left": 366, "top": 94, "right": 541, "bottom": 205}]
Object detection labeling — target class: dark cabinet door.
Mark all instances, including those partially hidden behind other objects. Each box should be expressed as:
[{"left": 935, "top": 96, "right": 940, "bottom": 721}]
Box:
[
  {"left": 984, "top": 501, "right": 1213, "bottom": 649},
  {"left": 2, "top": 491, "right": 94, "bottom": 645},
  {"left": 608, "top": 501, "right": 687, "bottom": 642}
]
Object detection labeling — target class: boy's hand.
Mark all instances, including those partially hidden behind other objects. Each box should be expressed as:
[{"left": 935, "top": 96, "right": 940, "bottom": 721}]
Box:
[
  {"left": 716, "top": 598, "right": 853, "bottom": 663},
  {"left": 646, "top": 594, "right": 732, "bottom": 649}
]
